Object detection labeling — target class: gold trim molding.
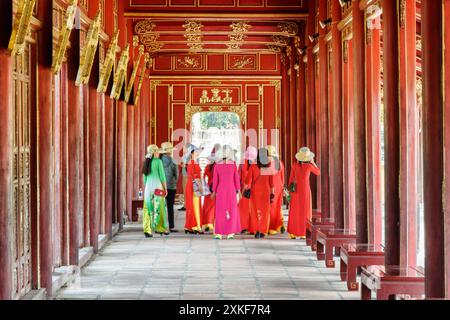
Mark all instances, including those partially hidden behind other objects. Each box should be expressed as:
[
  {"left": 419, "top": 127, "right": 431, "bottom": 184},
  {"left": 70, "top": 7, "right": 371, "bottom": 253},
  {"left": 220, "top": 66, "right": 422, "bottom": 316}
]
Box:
[{"left": 8, "top": 0, "right": 36, "bottom": 56}]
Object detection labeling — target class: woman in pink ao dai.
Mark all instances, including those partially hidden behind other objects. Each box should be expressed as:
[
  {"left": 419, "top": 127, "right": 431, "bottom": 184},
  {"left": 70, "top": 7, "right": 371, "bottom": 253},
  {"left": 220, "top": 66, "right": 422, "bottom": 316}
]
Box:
[{"left": 211, "top": 146, "right": 242, "bottom": 240}]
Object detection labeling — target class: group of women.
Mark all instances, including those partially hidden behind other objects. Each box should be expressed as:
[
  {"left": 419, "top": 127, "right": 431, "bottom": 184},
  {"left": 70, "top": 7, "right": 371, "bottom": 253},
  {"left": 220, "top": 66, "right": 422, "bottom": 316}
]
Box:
[{"left": 141, "top": 142, "right": 320, "bottom": 240}]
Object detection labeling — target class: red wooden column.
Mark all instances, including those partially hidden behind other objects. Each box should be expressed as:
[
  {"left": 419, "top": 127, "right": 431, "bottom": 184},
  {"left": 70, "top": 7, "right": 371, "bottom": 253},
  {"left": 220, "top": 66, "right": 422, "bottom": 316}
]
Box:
[
  {"left": 444, "top": 0, "right": 450, "bottom": 299},
  {"left": 307, "top": 0, "right": 318, "bottom": 209},
  {"left": 104, "top": 94, "right": 114, "bottom": 238},
  {"left": 366, "top": 17, "right": 382, "bottom": 246},
  {"left": 330, "top": 0, "right": 344, "bottom": 229},
  {"left": 36, "top": 0, "right": 54, "bottom": 297},
  {"left": 117, "top": 100, "right": 126, "bottom": 229},
  {"left": 88, "top": 49, "right": 101, "bottom": 252},
  {"left": 296, "top": 27, "right": 307, "bottom": 148},
  {"left": 289, "top": 43, "right": 297, "bottom": 172},
  {"left": 67, "top": 29, "right": 82, "bottom": 265},
  {"left": 382, "top": 0, "right": 400, "bottom": 266},
  {"left": 126, "top": 100, "right": 134, "bottom": 220},
  {"left": 0, "top": 1, "right": 13, "bottom": 300},
  {"left": 399, "top": 0, "right": 417, "bottom": 268},
  {"left": 318, "top": 0, "right": 330, "bottom": 218},
  {"left": 352, "top": 0, "right": 367, "bottom": 243},
  {"left": 422, "top": 0, "right": 445, "bottom": 299},
  {"left": 282, "top": 54, "right": 291, "bottom": 168}
]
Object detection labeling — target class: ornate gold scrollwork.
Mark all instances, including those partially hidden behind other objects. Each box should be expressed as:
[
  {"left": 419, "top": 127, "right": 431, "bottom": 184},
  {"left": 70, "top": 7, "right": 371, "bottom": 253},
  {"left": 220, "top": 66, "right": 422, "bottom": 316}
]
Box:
[
  {"left": 76, "top": 11, "right": 101, "bottom": 86},
  {"left": 110, "top": 44, "right": 130, "bottom": 100},
  {"left": 209, "top": 106, "right": 223, "bottom": 112},
  {"left": 125, "top": 45, "right": 145, "bottom": 103},
  {"left": 266, "top": 44, "right": 283, "bottom": 53},
  {"left": 277, "top": 22, "right": 299, "bottom": 35},
  {"left": 229, "top": 104, "right": 247, "bottom": 124},
  {"left": 150, "top": 80, "right": 161, "bottom": 91},
  {"left": 185, "top": 103, "right": 203, "bottom": 124},
  {"left": 272, "top": 35, "right": 290, "bottom": 46},
  {"left": 98, "top": 31, "right": 119, "bottom": 92},
  {"left": 271, "top": 80, "right": 281, "bottom": 91},
  {"left": 230, "top": 21, "right": 252, "bottom": 33},
  {"left": 183, "top": 20, "right": 203, "bottom": 52},
  {"left": 228, "top": 21, "right": 251, "bottom": 51},
  {"left": 135, "top": 20, "right": 156, "bottom": 34},
  {"left": 52, "top": 0, "right": 78, "bottom": 74},
  {"left": 8, "top": 0, "right": 36, "bottom": 56},
  {"left": 134, "top": 53, "right": 150, "bottom": 106},
  {"left": 146, "top": 43, "right": 164, "bottom": 52},
  {"left": 232, "top": 56, "right": 253, "bottom": 69}
]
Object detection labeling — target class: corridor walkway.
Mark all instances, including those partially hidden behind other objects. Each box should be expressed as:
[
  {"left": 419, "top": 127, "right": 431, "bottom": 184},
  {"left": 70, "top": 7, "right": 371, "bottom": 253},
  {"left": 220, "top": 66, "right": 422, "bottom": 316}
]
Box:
[{"left": 55, "top": 209, "right": 359, "bottom": 300}]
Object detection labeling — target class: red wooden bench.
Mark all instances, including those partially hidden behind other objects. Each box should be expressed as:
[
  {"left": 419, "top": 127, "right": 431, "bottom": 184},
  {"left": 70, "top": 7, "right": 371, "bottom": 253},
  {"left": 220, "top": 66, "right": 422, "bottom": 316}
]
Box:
[
  {"left": 360, "top": 265, "right": 425, "bottom": 300},
  {"left": 340, "top": 243, "right": 385, "bottom": 291},
  {"left": 306, "top": 217, "right": 335, "bottom": 250},
  {"left": 316, "top": 228, "right": 356, "bottom": 268},
  {"left": 131, "top": 199, "right": 144, "bottom": 222}
]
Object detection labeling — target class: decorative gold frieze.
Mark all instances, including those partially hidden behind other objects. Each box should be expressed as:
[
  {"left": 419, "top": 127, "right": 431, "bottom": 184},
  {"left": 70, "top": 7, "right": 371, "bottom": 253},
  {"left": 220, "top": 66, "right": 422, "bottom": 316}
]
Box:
[
  {"left": 8, "top": 0, "right": 36, "bottom": 56},
  {"left": 230, "top": 21, "right": 252, "bottom": 33},
  {"left": 125, "top": 45, "right": 145, "bottom": 103},
  {"left": 277, "top": 22, "right": 299, "bottom": 35},
  {"left": 110, "top": 44, "right": 130, "bottom": 100},
  {"left": 209, "top": 106, "right": 223, "bottom": 112},
  {"left": 272, "top": 35, "right": 290, "bottom": 46},
  {"left": 52, "top": 0, "right": 78, "bottom": 74},
  {"left": 97, "top": 30, "right": 119, "bottom": 93},
  {"left": 266, "top": 44, "right": 283, "bottom": 53},
  {"left": 271, "top": 80, "right": 281, "bottom": 91},
  {"left": 231, "top": 56, "right": 253, "bottom": 69},
  {"left": 150, "top": 80, "right": 161, "bottom": 91},
  {"left": 135, "top": 20, "right": 156, "bottom": 34},
  {"left": 76, "top": 11, "right": 101, "bottom": 86},
  {"left": 134, "top": 53, "right": 150, "bottom": 106},
  {"left": 210, "top": 80, "right": 222, "bottom": 86},
  {"left": 146, "top": 43, "right": 164, "bottom": 52},
  {"left": 177, "top": 56, "right": 201, "bottom": 68},
  {"left": 229, "top": 33, "right": 247, "bottom": 43},
  {"left": 229, "top": 104, "right": 247, "bottom": 124},
  {"left": 139, "top": 33, "right": 160, "bottom": 45},
  {"left": 187, "top": 43, "right": 204, "bottom": 51},
  {"left": 185, "top": 103, "right": 203, "bottom": 124},
  {"left": 226, "top": 43, "right": 241, "bottom": 50},
  {"left": 183, "top": 20, "right": 203, "bottom": 33}
]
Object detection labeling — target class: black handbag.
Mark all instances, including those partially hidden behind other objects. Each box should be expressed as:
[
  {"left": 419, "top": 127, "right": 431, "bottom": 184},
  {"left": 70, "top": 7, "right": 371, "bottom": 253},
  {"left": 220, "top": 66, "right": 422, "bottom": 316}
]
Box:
[{"left": 243, "top": 189, "right": 251, "bottom": 199}]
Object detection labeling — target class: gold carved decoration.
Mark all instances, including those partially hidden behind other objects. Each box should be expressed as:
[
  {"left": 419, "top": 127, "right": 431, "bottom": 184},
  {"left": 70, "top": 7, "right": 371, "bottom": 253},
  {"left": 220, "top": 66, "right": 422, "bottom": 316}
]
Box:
[
  {"left": 133, "top": 35, "right": 139, "bottom": 47},
  {"left": 76, "top": 11, "right": 101, "bottom": 86},
  {"left": 231, "top": 56, "right": 254, "bottom": 69},
  {"left": 110, "top": 44, "right": 130, "bottom": 100},
  {"left": 135, "top": 20, "right": 156, "bottom": 34},
  {"left": 277, "top": 22, "right": 299, "bottom": 35},
  {"left": 125, "top": 45, "right": 145, "bottom": 103},
  {"left": 185, "top": 103, "right": 203, "bottom": 124},
  {"left": 230, "top": 21, "right": 252, "bottom": 34},
  {"left": 150, "top": 80, "right": 161, "bottom": 91},
  {"left": 209, "top": 106, "right": 223, "bottom": 112},
  {"left": 177, "top": 56, "right": 201, "bottom": 68},
  {"left": 134, "top": 53, "right": 150, "bottom": 106},
  {"left": 229, "top": 33, "right": 247, "bottom": 43},
  {"left": 227, "top": 43, "right": 242, "bottom": 50},
  {"left": 210, "top": 80, "right": 222, "bottom": 86},
  {"left": 97, "top": 30, "right": 119, "bottom": 93},
  {"left": 183, "top": 20, "right": 203, "bottom": 52},
  {"left": 146, "top": 43, "right": 164, "bottom": 52},
  {"left": 286, "top": 46, "right": 292, "bottom": 61},
  {"left": 343, "top": 40, "right": 348, "bottom": 64},
  {"left": 271, "top": 80, "right": 281, "bottom": 91},
  {"left": 52, "top": 0, "right": 78, "bottom": 74},
  {"left": 8, "top": 0, "right": 36, "bottom": 56},
  {"left": 140, "top": 33, "right": 160, "bottom": 45},
  {"left": 229, "top": 104, "right": 247, "bottom": 124},
  {"left": 266, "top": 44, "right": 283, "bottom": 53},
  {"left": 200, "top": 88, "right": 233, "bottom": 104},
  {"left": 272, "top": 35, "right": 290, "bottom": 46}
]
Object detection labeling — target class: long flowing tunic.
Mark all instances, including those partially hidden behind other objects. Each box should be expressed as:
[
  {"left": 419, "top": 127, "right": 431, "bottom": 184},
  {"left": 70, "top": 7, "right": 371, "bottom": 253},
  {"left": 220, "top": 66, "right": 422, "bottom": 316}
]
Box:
[
  {"left": 213, "top": 161, "right": 241, "bottom": 235},
  {"left": 287, "top": 162, "right": 320, "bottom": 237},
  {"left": 202, "top": 163, "right": 215, "bottom": 229},
  {"left": 245, "top": 164, "right": 274, "bottom": 234},
  {"left": 143, "top": 158, "right": 168, "bottom": 233},
  {"left": 184, "top": 159, "right": 203, "bottom": 231},
  {"left": 238, "top": 160, "right": 252, "bottom": 231},
  {"left": 269, "top": 160, "right": 285, "bottom": 233}
]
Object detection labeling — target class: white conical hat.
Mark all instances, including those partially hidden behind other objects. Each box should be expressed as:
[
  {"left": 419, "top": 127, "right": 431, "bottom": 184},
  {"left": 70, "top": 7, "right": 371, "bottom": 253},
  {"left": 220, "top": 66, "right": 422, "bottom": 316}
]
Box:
[{"left": 295, "top": 147, "right": 315, "bottom": 162}]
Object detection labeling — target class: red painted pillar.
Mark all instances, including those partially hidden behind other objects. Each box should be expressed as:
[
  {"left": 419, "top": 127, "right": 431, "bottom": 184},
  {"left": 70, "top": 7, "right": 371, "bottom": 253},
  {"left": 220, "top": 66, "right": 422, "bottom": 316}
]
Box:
[
  {"left": 104, "top": 94, "right": 114, "bottom": 238},
  {"left": 67, "top": 29, "right": 82, "bottom": 265},
  {"left": 117, "top": 100, "right": 126, "bottom": 229},
  {"left": 126, "top": 103, "right": 134, "bottom": 220},
  {"left": 307, "top": 0, "right": 318, "bottom": 209},
  {"left": 444, "top": 0, "right": 450, "bottom": 299},
  {"left": 0, "top": 1, "right": 13, "bottom": 300},
  {"left": 289, "top": 43, "right": 297, "bottom": 174},
  {"left": 366, "top": 18, "right": 382, "bottom": 246},
  {"left": 318, "top": 0, "right": 330, "bottom": 218},
  {"left": 330, "top": 0, "right": 344, "bottom": 230},
  {"left": 88, "top": 49, "right": 101, "bottom": 252},
  {"left": 382, "top": 0, "right": 400, "bottom": 266},
  {"left": 37, "top": 0, "right": 54, "bottom": 297},
  {"left": 297, "top": 27, "right": 307, "bottom": 149},
  {"left": 399, "top": 0, "right": 418, "bottom": 268},
  {"left": 422, "top": 0, "right": 445, "bottom": 299},
  {"left": 282, "top": 55, "right": 291, "bottom": 169},
  {"left": 352, "top": 0, "right": 367, "bottom": 243}
]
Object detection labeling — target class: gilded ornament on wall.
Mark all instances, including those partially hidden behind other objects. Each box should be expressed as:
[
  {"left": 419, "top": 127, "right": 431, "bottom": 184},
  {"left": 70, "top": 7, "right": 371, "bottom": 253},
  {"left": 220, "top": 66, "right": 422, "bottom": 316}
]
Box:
[
  {"left": 8, "top": 0, "right": 36, "bottom": 56},
  {"left": 230, "top": 21, "right": 252, "bottom": 33},
  {"left": 231, "top": 56, "right": 255, "bottom": 69},
  {"left": 125, "top": 45, "right": 145, "bottom": 103},
  {"left": 199, "top": 88, "right": 233, "bottom": 104},
  {"left": 135, "top": 20, "right": 156, "bottom": 34},
  {"left": 267, "top": 44, "right": 283, "bottom": 53},
  {"left": 277, "top": 22, "right": 298, "bottom": 35},
  {"left": 111, "top": 44, "right": 130, "bottom": 100},
  {"left": 229, "top": 104, "right": 247, "bottom": 124},
  {"left": 98, "top": 30, "right": 119, "bottom": 93},
  {"left": 185, "top": 103, "right": 203, "bottom": 124},
  {"left": 272, "top": 35, "right": 290, "bottom": 46},
  {"left": 176, "top": 56, "right": 201, "bottom": 69}
]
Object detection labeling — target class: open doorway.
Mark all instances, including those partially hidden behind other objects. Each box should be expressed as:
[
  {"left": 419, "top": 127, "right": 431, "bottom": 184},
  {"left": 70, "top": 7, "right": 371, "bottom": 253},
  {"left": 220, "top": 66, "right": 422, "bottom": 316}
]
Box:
[{"left": 190, "top": 112, "right": 242, "bottom": 171}]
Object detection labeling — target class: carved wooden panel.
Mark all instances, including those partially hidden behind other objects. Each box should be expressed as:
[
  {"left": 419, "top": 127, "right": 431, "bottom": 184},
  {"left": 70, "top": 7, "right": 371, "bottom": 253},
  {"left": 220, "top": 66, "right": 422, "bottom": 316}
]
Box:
[{"left": 12, "top": 43, "right": 32, "bottom": 300}]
